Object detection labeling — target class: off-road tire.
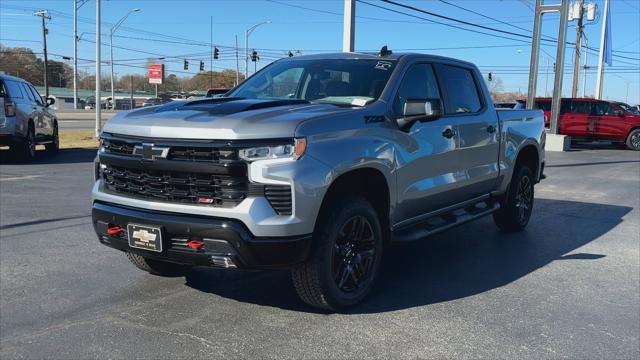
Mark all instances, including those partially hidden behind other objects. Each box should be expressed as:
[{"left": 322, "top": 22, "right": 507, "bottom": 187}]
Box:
[
  {"left": 626, "top": 129, "right": 640, "bottom": 151},
  {"left": 291, "top": 195, "right": 383, "bottom": 311},
  {"left": 126, "top": 252, "right": 191, "bottom": 276},
  {"left": 45, "top": 123, "right": 59, "bottom": 153},
  {"left": 493, "top": 164, "right": 535, "bottom": 232}
]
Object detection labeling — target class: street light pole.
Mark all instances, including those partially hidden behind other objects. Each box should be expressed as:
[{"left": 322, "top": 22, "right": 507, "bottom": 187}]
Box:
[
  {"left": 110, "top": 8, "right": 140, "bottom": 110},
  {"left": 244, "top": 21, "right": 270, "bottom": 79},
  {"left": 73, "top": 0, "right": 88, "bottom": 110}
]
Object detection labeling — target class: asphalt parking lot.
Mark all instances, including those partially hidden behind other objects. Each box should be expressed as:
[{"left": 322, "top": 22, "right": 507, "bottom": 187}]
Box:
[{"left": 0, "top": 144, "right": 638, "bottom": 359}]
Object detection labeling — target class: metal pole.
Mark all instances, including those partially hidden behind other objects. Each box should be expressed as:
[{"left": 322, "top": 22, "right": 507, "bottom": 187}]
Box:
[
  {"left": 526, "top": 0, "right": 543, "bottom": 109},
  {"left": 130, "top": 75, "right": 133, "bottom": 109},
  {"left": 342, "top": 0, "right": 355, "bottom": 52},
  {"left": 549, "top": 0, "right": 570, "bottom": 135},
  {"left": 235, "top": 35, "right": 240, "bottom": 85},
  {"left": 595, "top": 0, "right": 609, "bottom": 99},
  {"left": 545, "top": 58, "right": 549, "bottom": 97},
  {"left": 73, "top": 1, "right": 78, "bottom": 109},
  {"left": 210, "top": 16, "right": 213, "bottom": 88},
  {"left": 110, "top": 31, "right": 114, "bottom": 110},
  {"left": 582, "top": 35, "right": 588, "bottom": 97},
  {"left": 95, "top": 0, "right": 101, "bottom": 137},
  {"left": 571, "top": 0, "right": 584, "bottom": 98},
  {"left": 244, "top": 30, "right": 249, "bottom": 79}
]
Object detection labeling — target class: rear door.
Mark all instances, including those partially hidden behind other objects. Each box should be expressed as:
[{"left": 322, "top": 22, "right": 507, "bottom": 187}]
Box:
[
  {"left": 562, "top": 99, "right": 591, "bottom": 137},
  {"left": 393, "top": 63, "right": 461, "bottom": 223},
  {"left": 19, "top": 82, "right": 45, "bottom": 137},
  {"left": 434, "top": 63, "right": 500, "bottom": 200}
]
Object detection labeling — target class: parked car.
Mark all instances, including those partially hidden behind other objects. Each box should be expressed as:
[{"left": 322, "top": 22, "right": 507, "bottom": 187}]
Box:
[
  {"left": 206, "top": 88, "right": 231, "bottom": 98},
  {"left": 142, "top": 97, "right": 172, "bottom": 107},
  {"left": 534, "top": 97, "right": 640, "bottom": 150},
  {"left": 92, "top": 51, "right": 545, "bottom": 311},
  {"left": 0, "top": 74, "right": 59, "bottom": 161}
]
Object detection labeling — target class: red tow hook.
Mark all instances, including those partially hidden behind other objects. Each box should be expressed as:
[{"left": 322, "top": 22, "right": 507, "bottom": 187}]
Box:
[
  {"left": 107, "top": 225, "right": 124, "bottom": 236},
  {"left": 187, "top": 239, "right": 205, "bottom": 250}
]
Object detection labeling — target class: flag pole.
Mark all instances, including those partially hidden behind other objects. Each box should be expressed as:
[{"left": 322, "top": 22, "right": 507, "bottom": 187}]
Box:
[{"left": 594, "top": 0, "right": 609, "bottom": 100}]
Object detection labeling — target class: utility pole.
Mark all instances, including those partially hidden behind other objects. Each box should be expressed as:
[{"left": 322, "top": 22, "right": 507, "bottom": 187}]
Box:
[
  {"left": 34, "top": 10, "right": 51, "bottom": 99},
  {"left": 582, "top": 35, "right": 589, "bottom": 97},
  {"left": 235, "top": 35, "right": 240, "bottom": 85},
  {"left": 95, "top": 0, "right": 101, "bottom": 137},
  {"left": 595, "top": 0, "right": 610, "bottom": 99},
  {"left": 571, "top": 0, "right": 584, "bottom": 98},
  {"left": 343, "top": 0, "right": 355, "bottom": 52},
  {"left": 545, "top": 58, "right": 550, "bottom": 96}
]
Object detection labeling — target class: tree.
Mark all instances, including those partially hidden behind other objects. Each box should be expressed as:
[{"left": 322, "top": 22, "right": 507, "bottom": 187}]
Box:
[{"left": 0, "top": 44, "right": 72, "bottom": 87}]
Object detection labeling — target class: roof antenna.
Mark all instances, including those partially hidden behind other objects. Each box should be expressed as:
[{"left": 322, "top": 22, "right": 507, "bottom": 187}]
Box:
[{"left": 379, "top": 45, "right": 392, "bottom": 57}]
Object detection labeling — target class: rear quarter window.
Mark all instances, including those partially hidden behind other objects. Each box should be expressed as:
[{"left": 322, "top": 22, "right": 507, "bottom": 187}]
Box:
[
  {"left": 437, "top": 65, "right": 482, "bottom": 114},
  {"left": 4, "top": 80, "right": 24, "bottom": 100}
]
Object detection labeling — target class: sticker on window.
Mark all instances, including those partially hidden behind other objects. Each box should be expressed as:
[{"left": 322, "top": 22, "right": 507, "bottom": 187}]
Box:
[{"left": 375, "top": 61, "right": 393, "bottom": 70}]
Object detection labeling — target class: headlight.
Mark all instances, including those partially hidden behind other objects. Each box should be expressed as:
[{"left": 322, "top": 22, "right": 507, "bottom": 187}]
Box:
[{"left": 239, "top": 137, "right": 306, "bottom": 161}]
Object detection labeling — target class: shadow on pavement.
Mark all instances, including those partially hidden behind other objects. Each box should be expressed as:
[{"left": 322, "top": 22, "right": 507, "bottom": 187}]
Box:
[
  {"left": 184, "top": 198, "right": 632, "bottom": 313},
  {"left": 0, "top": 148, "right": 96, "bottom": 165}
]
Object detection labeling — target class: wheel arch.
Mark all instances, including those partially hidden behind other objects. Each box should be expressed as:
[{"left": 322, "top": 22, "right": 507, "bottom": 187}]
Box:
[
  {"left": 317, "top": 167, "right": 391, "bottom": 241},
  {"left": 515, "top": 144, "right": 540, "bottom": 180}
]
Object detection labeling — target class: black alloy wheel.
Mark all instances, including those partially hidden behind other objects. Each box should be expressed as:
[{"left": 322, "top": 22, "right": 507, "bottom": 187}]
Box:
[{"left": 331, "top": 215, "right": 377, "bottom": 293}]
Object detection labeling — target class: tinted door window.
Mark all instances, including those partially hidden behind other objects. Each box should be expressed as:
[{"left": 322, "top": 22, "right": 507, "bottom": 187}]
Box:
[
  {"left": 437, "top": 65, "right": 482, "bottom": 114},
  {"left": 20, "top": 83, "right": 36, "bottom": 102},
  {"left": 393, "top": 64, "right": 440, "bottom": 115},
  {"left": 592, "top": 101, "right": 617, "bottom": 116},
  {"left": 571, "top": 100, "right": 591, "bottom": 114},
  {"left": 28, "top": 85, "right": 44, "bottom": 105},
  {"left": 5, "top": 80, "right": 24, "bottom": 100}
]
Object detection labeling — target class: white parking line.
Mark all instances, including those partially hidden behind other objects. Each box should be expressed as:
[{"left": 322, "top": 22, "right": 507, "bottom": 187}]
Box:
[{"left": 0, "top": 175, "right": 44, "bottom": 182}]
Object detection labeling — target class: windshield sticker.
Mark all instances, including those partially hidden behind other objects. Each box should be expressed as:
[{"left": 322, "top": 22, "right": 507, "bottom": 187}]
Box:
[
  {"left": 351, "top": 98, "right": 368, "bottom": 106},
  {"left": 375, "top": 61, "right": 393, "bottom": 70}
]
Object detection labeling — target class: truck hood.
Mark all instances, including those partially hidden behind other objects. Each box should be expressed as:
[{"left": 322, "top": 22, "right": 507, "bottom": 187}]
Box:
[{"left": 102, "top": 98, "right": 358, "bottom": 140}]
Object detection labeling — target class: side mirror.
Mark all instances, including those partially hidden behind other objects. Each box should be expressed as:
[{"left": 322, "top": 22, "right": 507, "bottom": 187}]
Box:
[
  {"left": 397, "top": 98, "right": 443, "bottom": 129},
  {"left": 46, "top": 97, "right": 55, "bottom": 107}
]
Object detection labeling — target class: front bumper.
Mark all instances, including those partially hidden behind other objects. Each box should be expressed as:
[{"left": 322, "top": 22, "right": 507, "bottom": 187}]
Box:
[{"left": 92, "top": 201, "right": 312, "bottom": 269}]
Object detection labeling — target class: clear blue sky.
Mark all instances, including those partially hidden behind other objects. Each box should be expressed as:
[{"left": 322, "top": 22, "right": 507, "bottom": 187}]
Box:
[{"left": 1, "top": 0, "right": 639, "bottom": 102}]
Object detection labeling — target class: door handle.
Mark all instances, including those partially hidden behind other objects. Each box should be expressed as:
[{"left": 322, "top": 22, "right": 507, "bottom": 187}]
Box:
[
  {"left": 487, "top": 125, "right": 496, "bottom": 134},
  {"left": 442, "top": 128, "right": 457, "bottom": 139}
]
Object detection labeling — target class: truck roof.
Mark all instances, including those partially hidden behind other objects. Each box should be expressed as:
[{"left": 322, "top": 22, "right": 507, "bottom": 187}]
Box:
[{"left": 280, "top": 51, "right": 477, "bottom": 68}]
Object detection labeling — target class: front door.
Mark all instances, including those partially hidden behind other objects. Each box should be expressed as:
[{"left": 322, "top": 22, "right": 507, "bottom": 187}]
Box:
[
  {"left": 592, "top": 101, "right": 626, "bottom": 140},
  {"left": 393, "top": 63, "right": 461, "bottom": 225}
]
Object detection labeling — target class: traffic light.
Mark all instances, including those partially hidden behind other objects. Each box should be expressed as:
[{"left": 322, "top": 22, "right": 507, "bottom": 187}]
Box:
[
  {"left": 488, "top": 72, "right": 493, "bottom": 82},
  {"left": 288, "top": 51, "right": 294, "bottom": 57},
  {"left": 199, "top": 61, "right": 204, "bottom": 71},
  {"left": 251, "top": 50, "right": 258, "bottom": 62},
  {"left": 213, "top": 47, "right": 219, "bottom": 60},
  {"left": 183, "top": 59, "right": 189, "bottom": 70}
]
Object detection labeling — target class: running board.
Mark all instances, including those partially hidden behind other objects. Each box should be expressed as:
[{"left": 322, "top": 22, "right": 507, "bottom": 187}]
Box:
[{"left": 392, "top": 200, "right": 500, "bottom": 242}]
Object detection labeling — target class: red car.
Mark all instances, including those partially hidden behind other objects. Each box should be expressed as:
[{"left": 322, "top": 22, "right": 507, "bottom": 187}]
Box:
[{"left": 533, "top": 98, "right": 640, "bottom": 150}]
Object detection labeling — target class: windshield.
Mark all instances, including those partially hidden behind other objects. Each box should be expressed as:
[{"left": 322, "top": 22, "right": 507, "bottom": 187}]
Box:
[
  {"left": 228, "top": 59, "right": 396, "bottom": 106},
  {"left": 616, "top": 102, "right": 639, "bottom": 114}
]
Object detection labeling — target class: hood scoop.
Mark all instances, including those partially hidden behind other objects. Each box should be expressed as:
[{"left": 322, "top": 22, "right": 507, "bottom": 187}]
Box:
[{"left": 179, "top": 98, "right": 310, "bottom": 115}]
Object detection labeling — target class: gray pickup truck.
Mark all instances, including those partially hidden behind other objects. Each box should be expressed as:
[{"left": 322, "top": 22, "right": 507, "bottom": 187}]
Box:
[{"left": 92, "top": 51, "right": 545, "bottom": 311}]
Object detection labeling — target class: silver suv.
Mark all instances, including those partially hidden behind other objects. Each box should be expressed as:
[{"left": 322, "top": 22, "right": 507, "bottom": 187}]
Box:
[
  {"left": 92, "top": 52, "right": 545, "bottom": 311},
  {"left": 0, "top": 74, "right": 59, "bottom": 161}
]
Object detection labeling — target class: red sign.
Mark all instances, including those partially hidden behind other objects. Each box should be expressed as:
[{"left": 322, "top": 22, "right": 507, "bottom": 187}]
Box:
[{"left": 148, "top": 64, "right": 164, "bottom": 84}]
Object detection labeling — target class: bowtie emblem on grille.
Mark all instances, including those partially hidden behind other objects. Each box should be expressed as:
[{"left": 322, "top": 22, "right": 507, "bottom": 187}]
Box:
[{"left": 132, "top": 143, "right": 170, "bottom": 161}]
